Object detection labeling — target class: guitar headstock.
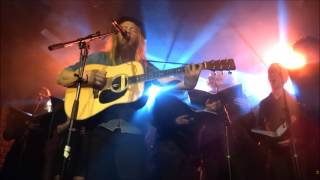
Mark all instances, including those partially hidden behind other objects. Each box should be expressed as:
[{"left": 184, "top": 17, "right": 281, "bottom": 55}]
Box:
[{"left": 204, "top": 58, "right": 236, "bottom": 71}]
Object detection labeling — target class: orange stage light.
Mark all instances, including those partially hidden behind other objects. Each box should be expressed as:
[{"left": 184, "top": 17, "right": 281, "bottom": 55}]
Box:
[{"left": 263, "top": 43, "right": 306, "bottom": 70}]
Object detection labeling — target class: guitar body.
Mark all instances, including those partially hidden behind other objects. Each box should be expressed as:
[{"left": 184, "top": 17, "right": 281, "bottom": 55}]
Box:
[{"left": 64, "top": 61, "right": 145, "bottom": 120}]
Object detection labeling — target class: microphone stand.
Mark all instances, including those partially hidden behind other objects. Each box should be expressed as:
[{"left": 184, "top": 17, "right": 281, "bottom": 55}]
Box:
[
  {"left": 48, "top": 31, "right": 114, "bottom": 179},
  {"left": 276, "top": 71, "right": 303, "bottom": 180},
  {"left": 59, "top": 41, "right": 88, "bottom": 180},
  {"left": 213, "top": 74, "right": 233, "bottom": 180},
  {"left": 282, "top": 88, "right": 303, "bottom": 180},
  {"left": 48, "top": 31, "right": 113, "bottom": 51},
  {"left": 222, "top": 104, "right": 233, "bottom": 180}
]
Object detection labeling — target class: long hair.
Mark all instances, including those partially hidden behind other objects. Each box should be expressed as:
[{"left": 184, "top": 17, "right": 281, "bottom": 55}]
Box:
[{"left": 107, "top": 27, "right": 146, "bottom": 65}]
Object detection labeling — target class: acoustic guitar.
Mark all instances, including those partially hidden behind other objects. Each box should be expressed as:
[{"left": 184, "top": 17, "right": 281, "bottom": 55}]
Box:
[{"left": 64, "top": 59, "right": 236, "bottom": 120}]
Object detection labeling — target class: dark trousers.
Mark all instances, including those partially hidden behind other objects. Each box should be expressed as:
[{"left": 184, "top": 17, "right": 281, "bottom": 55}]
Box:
[
  {"left": 266, "top": 146, "right": 294, "bottom": 180},
  {"left": 150, "top": 140, "right": 199, "bottom": 180},
  {"left": 86, "top": 127, "right": 147, "bottom": 180}
]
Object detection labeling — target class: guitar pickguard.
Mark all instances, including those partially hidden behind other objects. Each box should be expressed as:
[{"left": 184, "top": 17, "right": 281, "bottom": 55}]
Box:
[{"left": 99, "top": 89, "right": 127, "bottom": 103}]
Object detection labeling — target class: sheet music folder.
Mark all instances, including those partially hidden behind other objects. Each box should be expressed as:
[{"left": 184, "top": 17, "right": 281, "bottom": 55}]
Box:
[
  {"left": 4, "top": 97, "right": 64, "bottom": 140},
  {"left": 251, "top": 122, "right": 288, "bottom": 138}
]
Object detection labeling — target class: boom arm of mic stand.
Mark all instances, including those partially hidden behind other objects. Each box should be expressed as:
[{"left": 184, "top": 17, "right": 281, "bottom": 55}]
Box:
[{"left": 48, "top": 31, "right": 114, "bottom": 51}]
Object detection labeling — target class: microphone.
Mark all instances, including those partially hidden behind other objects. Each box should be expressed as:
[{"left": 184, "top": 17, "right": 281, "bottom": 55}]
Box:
[{"left": 111, "top": 20, "right": 130, "bottom": 41}]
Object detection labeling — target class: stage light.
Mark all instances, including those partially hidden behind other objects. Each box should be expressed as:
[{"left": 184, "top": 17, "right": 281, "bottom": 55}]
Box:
[
  {"left": 147, "top": 85, "right": 162, "bottom": 98},
  {"left": 145, "top": 85, "right": 162, "bottom": 110},
  {"left": 263, "top": 43, "right": 306, "bottom": 70},
  {"left": 145, "top": 83, "right": 191, "bottom": 110}
]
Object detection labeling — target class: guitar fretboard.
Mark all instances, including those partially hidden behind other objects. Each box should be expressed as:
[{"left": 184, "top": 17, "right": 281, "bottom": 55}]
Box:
[
  {"left": 128, "top": 64, "right": 195, "bottom": 84},
  {"left": 127, "top": 59, "right": 236, "bottom": 84}
]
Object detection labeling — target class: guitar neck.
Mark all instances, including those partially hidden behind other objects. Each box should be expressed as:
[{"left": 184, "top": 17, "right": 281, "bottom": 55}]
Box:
[
  {"left": 129, "top": 63, "right": 199, "bottom": 84},
  {"left": 128, "top": 59, "right": 236, "bottom": 84}
]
